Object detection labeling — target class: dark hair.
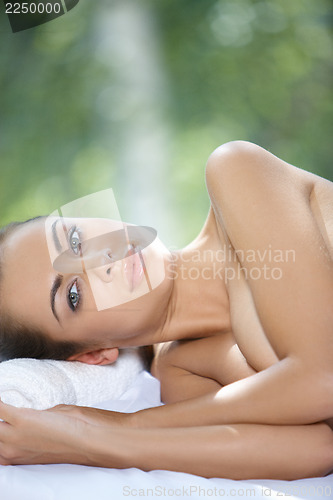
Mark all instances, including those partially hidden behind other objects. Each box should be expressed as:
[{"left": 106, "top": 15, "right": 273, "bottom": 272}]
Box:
[{"left": 0, "top": 218, "right": 93, "bottom": 362}]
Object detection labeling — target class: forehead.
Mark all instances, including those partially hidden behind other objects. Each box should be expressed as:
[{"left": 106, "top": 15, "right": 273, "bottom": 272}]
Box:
[
  {"left": 1, "top": 220, "right": 53, "bottom": 321},
  {"left": 3, "top": 220, "right": 47, "bottom": 263}
]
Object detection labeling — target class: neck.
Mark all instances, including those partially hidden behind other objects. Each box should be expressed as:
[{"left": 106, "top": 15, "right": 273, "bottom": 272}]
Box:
[{"left": 158, "top": 226, "right": 231, "bottom": 343}]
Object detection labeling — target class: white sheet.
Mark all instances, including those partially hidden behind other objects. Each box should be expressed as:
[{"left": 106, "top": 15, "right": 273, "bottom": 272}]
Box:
[{"left": 0, "top": 371, "right": 332, "bottom": 500}]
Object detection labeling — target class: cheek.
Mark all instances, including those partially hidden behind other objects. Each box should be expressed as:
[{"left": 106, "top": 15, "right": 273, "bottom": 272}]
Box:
[
  {"left": 77, "top": 306, "right": 139, "bottom": 345},
  {"left": 70, "top": 275, "right": 173, "bottom": 346}
]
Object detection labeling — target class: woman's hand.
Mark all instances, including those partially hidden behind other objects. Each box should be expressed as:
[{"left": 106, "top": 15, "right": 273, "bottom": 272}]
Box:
[{"left": 0, "top": 399, "right": 95, "bottom": 466}]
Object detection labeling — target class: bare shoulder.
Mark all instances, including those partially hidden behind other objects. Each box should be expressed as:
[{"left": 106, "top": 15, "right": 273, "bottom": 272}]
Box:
[
  {"left": 205, "top": 140, "right": 333, "bottom": 256},
  {"left": 205, "top": 140, "right": 333, "bottom": 368},
  {"left": 206, "top": 140, "right": 308, "bottom": 174},
  {"left": 206, "top": 141, "right": 315, "bottom": 198}
]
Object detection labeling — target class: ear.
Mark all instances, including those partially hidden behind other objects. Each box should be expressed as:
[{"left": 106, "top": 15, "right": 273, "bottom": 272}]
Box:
[{"left": 67, "top": 347, "right": 119, "bottom": 365}]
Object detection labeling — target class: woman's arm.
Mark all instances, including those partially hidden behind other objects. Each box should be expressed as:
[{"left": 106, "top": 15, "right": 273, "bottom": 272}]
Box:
[
  {"left": 133, "top": 356, "right": 331, "bottom": 428},
  {"left": 89, "top": 420, "right": 333, "bottom": 479},
  {"left": 1, "top": 400, "right": 333, "bottom": 479}
]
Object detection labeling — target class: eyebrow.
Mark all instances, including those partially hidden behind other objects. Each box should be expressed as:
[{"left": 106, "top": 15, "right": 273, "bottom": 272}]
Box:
[
  {"left": 51, "top": 219, "right": 63, "bottom": 253},
  {"left": 50, "top": 274, "right": 63, "bottom": 323}
]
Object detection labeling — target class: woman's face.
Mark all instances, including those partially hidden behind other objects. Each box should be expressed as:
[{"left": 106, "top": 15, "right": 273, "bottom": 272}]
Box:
[{"left": 1, "top": 217, "right": 173, "bottom": 351}]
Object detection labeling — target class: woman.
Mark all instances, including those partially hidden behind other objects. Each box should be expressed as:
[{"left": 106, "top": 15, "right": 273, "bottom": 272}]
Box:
[{"left": 0, "top": 140, "right": 332, "bottom": 479}]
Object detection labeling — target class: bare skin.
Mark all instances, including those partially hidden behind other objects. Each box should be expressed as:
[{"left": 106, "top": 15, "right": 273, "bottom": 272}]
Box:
[{"left": 0, "top": 141, "right": 333, "bottom": 479}]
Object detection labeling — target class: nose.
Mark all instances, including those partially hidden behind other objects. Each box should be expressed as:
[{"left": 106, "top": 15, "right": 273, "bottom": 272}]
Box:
[
  {"left": 84, "top": 249, "right": 114, "bottom": 282},
  {"left": 90, "top": 263, "right": 113, "bottom": 282}
]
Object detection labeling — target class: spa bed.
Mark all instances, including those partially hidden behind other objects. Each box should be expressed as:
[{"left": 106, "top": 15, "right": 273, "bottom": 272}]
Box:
[{"left": 0, "top": 371, "right": 332, "bottom": 500}]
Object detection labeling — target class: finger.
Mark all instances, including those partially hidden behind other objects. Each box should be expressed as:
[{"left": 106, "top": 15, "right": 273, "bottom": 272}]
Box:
[{"left": 0, "top": 398, "right": 20, "bottom": 425}]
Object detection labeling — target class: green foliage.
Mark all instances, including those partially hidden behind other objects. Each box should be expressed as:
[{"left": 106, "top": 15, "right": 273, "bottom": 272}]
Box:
[
  {"left": 0, "top": 0, "right": 332, "bottom": 246},
  {"left": 154, "top": 0, "right": 333, "bottom": 171}
]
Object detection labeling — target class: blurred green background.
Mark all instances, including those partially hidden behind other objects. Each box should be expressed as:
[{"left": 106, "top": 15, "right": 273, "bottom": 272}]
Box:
[{"left": 0, "top": 0, "right": 332, "bottom": 248}]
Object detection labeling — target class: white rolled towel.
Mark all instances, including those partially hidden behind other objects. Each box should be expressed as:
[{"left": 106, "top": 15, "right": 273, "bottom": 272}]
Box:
[{"left": 0, "top": 348, "right": 144, "bottom": 410}]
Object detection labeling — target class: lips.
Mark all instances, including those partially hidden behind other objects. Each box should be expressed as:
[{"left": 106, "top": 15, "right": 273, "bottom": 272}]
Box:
[{"left": 123, "top": 245, "right": 145, "bottom": 291}]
